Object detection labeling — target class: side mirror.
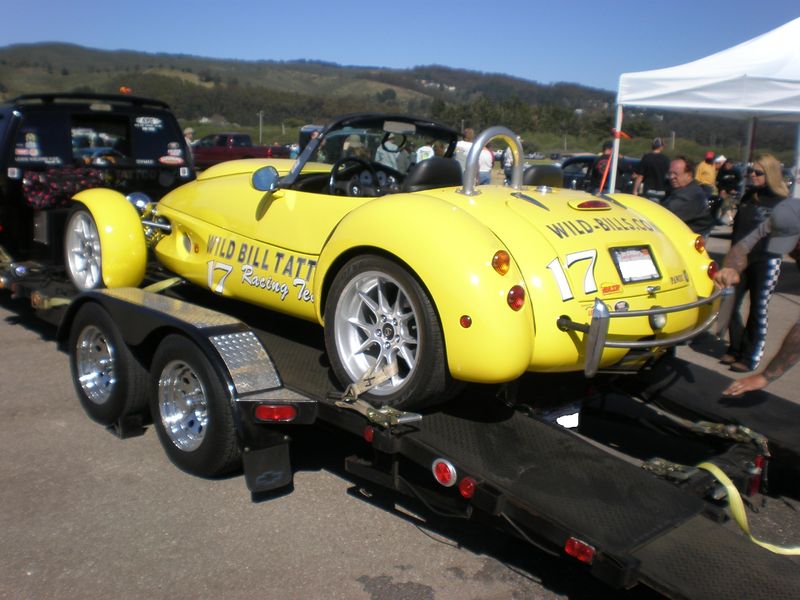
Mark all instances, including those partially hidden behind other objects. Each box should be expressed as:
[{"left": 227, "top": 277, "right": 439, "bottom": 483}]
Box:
[{"left": 252, "top": 166, "right": 280, "bottom": 192}]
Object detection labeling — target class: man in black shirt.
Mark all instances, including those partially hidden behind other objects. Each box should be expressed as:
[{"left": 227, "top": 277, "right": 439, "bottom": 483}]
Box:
[
  {"left": 633, "top": 137, "right": 670, "bottom": 203},
  {"left": 663, "top": 156, "right": 715, "bottom": 237}
]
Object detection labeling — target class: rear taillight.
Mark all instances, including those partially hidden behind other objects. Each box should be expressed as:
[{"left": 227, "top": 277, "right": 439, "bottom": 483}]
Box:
[
  {"left": 254, "top": 404, "right": 297, "bottom": 422},
  {"left": 564, "top": 537, "right": 596, "bottom": 564},
  {"left": 707, "top": 261, "right": 719, "bottom": 280},
  {"left": 432, "top": 459, "right": 457, "bottom": 487},
  {"left": 507, "top": 285, "right": 525, "bottom": 311}
]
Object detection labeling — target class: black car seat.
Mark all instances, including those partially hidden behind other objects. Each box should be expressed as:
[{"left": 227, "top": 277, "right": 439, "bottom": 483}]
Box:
[
  {"left": 522, "top": 164, "right": 563, "bottom": 187},
  {"left": 402, "top": 157, "right": 463, "bottom": 193}
]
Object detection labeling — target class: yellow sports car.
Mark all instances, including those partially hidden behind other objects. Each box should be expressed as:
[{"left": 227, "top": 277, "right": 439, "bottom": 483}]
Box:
[{"left": 64, "top": 114, "right": 721, "bottom": 409}]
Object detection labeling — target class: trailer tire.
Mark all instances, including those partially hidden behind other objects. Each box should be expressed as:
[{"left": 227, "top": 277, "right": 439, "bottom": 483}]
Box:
[
  {"left": 69, "top": 302, "right": 150, "bottom": 426},
  {"left": 324, "top": 254, "right": 450, "bottom": 410},
  {"left": 149, "top": 334, "right": 242, "bottom": 477}
]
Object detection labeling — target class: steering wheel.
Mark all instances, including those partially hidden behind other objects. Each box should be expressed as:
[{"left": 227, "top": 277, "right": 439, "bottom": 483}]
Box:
[{"left": 328, "top": 156, "right": 381, "bottom": 196}]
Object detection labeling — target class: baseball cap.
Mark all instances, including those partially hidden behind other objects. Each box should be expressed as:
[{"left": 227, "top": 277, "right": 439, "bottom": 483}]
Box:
[
  {"left": 652, "top": 137, "right": 663, "bottom": 149},
  {"left": 714, "top": 154, "right": 727, "bottom": 164},
  {"left": 704, "top": 150, "right": 715, "bottom": 160},
  {"left": 767, "top": 197, "right": 800, "bottom": 255},
  {"left": 602, "top": 140, "right": 613, "bottom": 151}
]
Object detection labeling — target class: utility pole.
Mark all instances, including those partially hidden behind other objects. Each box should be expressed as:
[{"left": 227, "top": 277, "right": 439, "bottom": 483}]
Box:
[
  {"left": 257, "top": 111, "right": 264, "bottom": 145},
  {"left": 670, "top": 130, "right": 675, "bottom": 150}
]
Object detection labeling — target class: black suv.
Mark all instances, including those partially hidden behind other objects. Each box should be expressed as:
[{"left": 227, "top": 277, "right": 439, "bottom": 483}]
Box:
[{"left": 0, "top": 93, "right": 194, "bottom": 269}]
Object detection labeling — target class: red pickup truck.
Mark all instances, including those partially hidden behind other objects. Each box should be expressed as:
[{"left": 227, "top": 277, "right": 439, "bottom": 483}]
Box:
[{"left": 192, "top": 133, "right": 290, "bottom": 169}]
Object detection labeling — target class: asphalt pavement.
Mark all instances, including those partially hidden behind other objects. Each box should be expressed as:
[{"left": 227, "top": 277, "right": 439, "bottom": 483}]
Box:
[{"left": 0, "top": 223, "right": 798, "bottom": 600}]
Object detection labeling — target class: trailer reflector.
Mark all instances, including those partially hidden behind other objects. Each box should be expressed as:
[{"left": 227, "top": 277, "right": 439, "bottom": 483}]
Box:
[
  {"left": 254, "top": 404, "right": 297, "bottom": 422},
  {"left": 432, "top": 459, "right": 457, "bottom": 487},
  {"left": 363, "top": 426, "right": 375, "bottom": 443},
  {"left": 564, "top": 537, "right": 596, "bottom": 564},
  {"left": 458, "top": 477, "right": 476, "bottom": 499}
]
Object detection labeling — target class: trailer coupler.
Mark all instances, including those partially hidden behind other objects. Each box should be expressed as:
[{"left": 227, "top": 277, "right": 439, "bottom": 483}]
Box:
[{"left": 332, "top": 363, "right": 422, "bottom": 428}]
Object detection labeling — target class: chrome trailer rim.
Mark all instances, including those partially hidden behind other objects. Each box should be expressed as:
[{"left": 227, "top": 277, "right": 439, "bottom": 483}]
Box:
[
  {"left": 65, "top": 211, "right": 102, "bottom": 290},
  {"left": 75, "top": 325, "right": 116, "bottom": 405},
  {"left": 334, "top": 270, "right": 419, "bottom": 396},
  {"left": 157, "top": 360, "right": 209, "bottom": 451}
]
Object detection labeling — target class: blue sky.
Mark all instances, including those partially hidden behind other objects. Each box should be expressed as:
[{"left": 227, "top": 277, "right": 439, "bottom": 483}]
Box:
[{"left": 2, "top": 0, "right": 798, "bottom": 91}]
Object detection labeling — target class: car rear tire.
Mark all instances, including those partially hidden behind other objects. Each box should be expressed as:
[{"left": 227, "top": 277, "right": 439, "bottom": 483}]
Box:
[
  {"left": 149, "top": 334, "right": 242, "bottom": 477},
  {"left": 64, "top": 205, "right": 105, "bottom": 291},
  {"left": 324, "top": 255, "right": 451, "bottom": 410},
  {"left": 69, "top": 302, "right": 149, "bottom": 426}
]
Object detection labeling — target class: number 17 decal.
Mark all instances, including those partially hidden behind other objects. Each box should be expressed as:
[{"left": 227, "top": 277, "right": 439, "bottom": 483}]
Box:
[{"left": 547, "top": 250, "right": 598, "bottom": 301}]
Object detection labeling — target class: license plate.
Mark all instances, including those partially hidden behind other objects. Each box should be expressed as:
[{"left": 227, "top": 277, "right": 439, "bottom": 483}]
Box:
[{"left": 611, "top": 246, "right": 660, "bottom": 283}]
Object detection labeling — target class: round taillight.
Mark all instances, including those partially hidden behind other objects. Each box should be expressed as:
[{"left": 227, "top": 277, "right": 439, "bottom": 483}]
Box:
[
  {"left": 460, "top": 315, "right": 472, "bottom": 328},
  {"left": 492, "top": 250, "right": 510, "bottom": 275},
  {"left": 432, "top": 459, "right": 457, "bottom": 487},
  {"left": 507, "top": 285, "right": 525, "bottom": 311},
  {"left": 458, "top": 477, "right": 477, "bottom": 499},
  {"left": 707, "top": 261, "right": 719, "bottom": 280},
  {"left": 694, "top": 236, "right": 706, "bottom": 253}
]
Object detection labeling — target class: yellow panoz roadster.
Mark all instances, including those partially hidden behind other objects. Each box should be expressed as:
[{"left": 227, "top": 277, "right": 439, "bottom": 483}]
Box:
[{"left": 64, "top": 114, "right": 722, "bottom": 410}]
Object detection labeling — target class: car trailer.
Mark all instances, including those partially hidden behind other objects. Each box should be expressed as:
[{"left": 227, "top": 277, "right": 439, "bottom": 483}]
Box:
[{"left": 51, "top": 286, "right": 800, "bottom": 599}]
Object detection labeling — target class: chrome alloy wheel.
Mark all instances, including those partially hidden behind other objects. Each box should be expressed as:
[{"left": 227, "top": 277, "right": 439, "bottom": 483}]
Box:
[
  {"left": 334, "top": 270, "right": 419, "bottom": 396},
  {"left": 65, "top": 211, "right": 102, "bottom": 290},
  {"left": 75, "top": 325, "right": 116, "bottom": 405},
  {"left": 157, "top": 360, "right": 209, "bottom": 452}
]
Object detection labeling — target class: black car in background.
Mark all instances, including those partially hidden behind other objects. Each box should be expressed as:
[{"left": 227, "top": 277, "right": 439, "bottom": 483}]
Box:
[
  {"left": 0, "top": 93, "right": 194, "bottom": 265},
  {"left": 559, "top": 154, "right": 640, "bottom": 193}
]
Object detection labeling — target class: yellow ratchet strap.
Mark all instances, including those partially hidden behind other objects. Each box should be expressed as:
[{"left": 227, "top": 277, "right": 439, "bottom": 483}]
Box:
[
  {"left": 697, "top": 462, "right": 800, "bottom": 555},
  {"left": 143, "top": 277, "right": 183, "bottom": 294}
]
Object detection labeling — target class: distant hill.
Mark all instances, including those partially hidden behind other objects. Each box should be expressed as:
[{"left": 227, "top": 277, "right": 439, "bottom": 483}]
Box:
[{"left": 0, "top": 43, "right": 792, "bottom": 157}]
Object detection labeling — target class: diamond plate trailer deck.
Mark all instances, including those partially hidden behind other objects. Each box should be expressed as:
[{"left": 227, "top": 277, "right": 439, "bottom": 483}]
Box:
[{"left": 56, "top": 288, "right": 800, "bottom": 599}]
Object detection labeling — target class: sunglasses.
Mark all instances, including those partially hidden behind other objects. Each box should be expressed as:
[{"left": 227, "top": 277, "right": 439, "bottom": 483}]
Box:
[{"left": 747, "top": 168, "right": 765, "bottom": 177}]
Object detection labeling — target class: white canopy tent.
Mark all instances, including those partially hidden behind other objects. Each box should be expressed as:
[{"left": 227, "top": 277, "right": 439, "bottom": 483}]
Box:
[{"left": 609, "top": 17, "right": 800, "bottom": 197}]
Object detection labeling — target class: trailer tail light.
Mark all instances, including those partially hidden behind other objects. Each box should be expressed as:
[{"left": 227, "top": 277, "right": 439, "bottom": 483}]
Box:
[
  {"left": 458, "top": 476, "right": 476, "bottom": 499},
  {"left": 694, "top": 236, "right": 706, "bottom": 253},
  {"left": 507, "top": 285, "right": 525, "bottom": 311},
  {"left": 707, "top": 261, "right": 719, "bottom": 280},
  {"left": 746, "top": 455, "right": 766, "bottom": 496},
  {"left": 564, "top": 537, "right": 596, "bottom": 565},
  {"left": 254, "top": 404, "right": 297, "bottom": 422},
  {"left": 432, "top": 459, "right": 457, "bottom": 487},
  {"left": 492, "top": 251, "right": 510, "bottom": 275}
]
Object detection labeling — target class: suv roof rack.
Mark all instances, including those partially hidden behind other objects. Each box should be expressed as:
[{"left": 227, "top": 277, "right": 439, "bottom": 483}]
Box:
[{"left": 9, "top": 93, "right": 171, "bottom": 110}]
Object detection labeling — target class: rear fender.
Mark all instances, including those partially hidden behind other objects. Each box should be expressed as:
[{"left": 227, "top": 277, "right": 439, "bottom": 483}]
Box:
[
  {"left": 72, "top": 188, "right": 147, "bottom": 288},
  {"left": 315, "top": 194, "right": 534, "bottom": 383}
]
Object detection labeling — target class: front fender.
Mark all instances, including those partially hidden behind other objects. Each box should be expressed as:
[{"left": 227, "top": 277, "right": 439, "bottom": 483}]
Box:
[
  {"left": 72, "top": 188, "right": 147, "bottom": 288},
  {"left": 316, "top": 193, "right": 533, "bottom": 383}
]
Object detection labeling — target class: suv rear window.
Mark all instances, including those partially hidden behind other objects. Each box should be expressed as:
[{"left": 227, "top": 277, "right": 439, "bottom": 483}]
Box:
[{"left": 12, "top": 109, "right": 187, "bottom": 169}]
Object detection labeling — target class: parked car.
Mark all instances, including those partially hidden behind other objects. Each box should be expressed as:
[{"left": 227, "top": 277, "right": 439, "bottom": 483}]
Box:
[
  {"left": 0, "top": 92, "right": 194, "bottom": 268},
  {"left": 192, "top": 133, "right": 290, "bottom": 169},
  {"left": 61, "top": 113, "right": 720, "bottom": 410},
  {"left": 560, "top": 154, "right": 641, "bottom": 193}
]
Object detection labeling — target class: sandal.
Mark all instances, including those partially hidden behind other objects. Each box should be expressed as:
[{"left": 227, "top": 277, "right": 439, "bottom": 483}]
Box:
[
  {"left": 730, "top": 362, "right": 752, "bottom": 373},
  {"left": 720, "top": 354, "right": 738, "bottom": 365}
]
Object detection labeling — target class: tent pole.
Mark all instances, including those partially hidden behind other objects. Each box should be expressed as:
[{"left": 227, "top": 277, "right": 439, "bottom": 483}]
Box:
[
  {"left": 793, "top": 123, "right": 800, "bottom": 198},
  {"left": 608, "top": 104, "right": 623, "bottom": 193},
  {"left": 744, "top": 117, "right": 757, "bottom": 163}
]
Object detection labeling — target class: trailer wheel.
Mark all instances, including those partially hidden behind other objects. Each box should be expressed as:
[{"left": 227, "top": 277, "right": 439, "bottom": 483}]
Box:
[
  {"left": 64, "top": 206, "right": 105, "bottom": 291},
  {"left": 324, "top": 255, "right": 450, "bottom": 410},
  {"left": 69, "top": 302, "right": 149, "bottom": 425},
  {"left": 149, "top": 334, "right": 242, "bottom": 477}
]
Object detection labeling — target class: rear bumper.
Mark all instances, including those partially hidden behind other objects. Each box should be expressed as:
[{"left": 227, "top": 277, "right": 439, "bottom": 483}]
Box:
[{"left": 557, "top": 287, "right": 729, "bottom": 377}]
